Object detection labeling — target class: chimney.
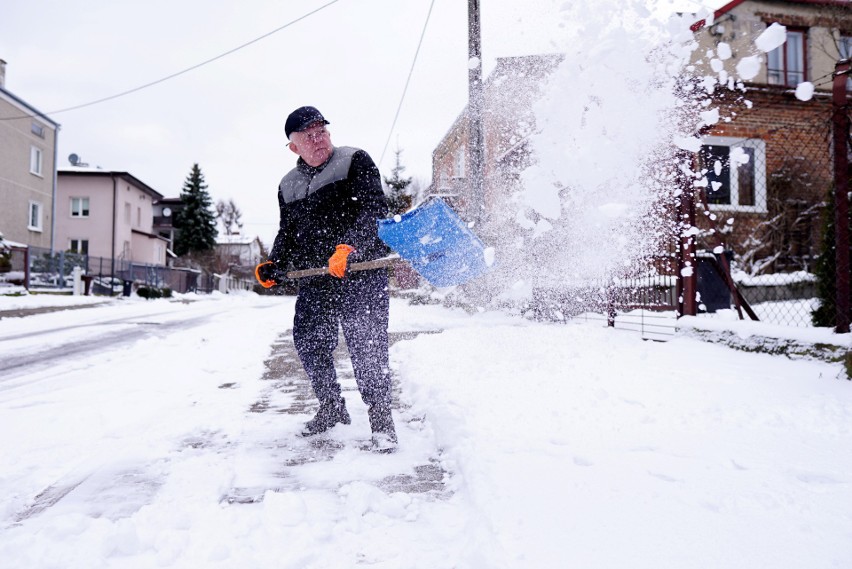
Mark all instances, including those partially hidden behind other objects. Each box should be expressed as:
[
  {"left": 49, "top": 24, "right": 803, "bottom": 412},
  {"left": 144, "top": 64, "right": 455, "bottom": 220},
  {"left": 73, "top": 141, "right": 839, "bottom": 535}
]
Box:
[{"left": 0, "top": 59, "right": 6, "bottom": 89}]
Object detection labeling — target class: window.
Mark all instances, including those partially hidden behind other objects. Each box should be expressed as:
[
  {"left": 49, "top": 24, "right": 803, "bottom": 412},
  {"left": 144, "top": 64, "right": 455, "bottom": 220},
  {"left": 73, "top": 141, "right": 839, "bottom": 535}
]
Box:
[
  {"left": 841, "top": 36, "right": 852, "bottom": 90},
  {"left": 69, "top": 239, "right": 89, "bottom": 255},
  {"left": 124, "top": 202, "right": 131, "bottom": 224},
  {"left": 699, "top": 136, "right": 767, "bottom": 212},
  {"left": 31, "top": 122, "right": 45, "bottom": 138},
  {"left": 454, "top": 149, "right": 466, "bottom": 178},
  {"left": 30, "top": 146, "right": 43, "bottom": 176},
  {"left": 28, "top": 201, "right": 43, "bottom": 231},
  {"left": 767, "top": 29, "right": 806, "bottom": 87},
  {"left": 71, "top": 197, "right": 90, "bottom": 217},
  {"left": 137, "top": 207, "right": 141, "bottom": 228}
]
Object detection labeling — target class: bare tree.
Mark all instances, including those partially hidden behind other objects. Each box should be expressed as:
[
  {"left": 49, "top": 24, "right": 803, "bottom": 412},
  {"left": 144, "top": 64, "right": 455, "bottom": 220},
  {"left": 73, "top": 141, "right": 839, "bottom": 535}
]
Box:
[{"left": 215, "top": 198, "right": 244, "bottom": 236}]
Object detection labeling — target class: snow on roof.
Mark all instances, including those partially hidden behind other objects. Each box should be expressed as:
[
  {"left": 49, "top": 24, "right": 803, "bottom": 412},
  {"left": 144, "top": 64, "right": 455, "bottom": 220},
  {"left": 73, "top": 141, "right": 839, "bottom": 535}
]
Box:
[
  {"left": 216, "top": 234, "right": 256, "bottom": 245},
  {"left": 0, "top": 236, "right": 28, "bottom": 249},
  {"left": 58, "top": 165, "right": 105, "bottom": 173},
  {"left": 58, "top": 168, "right": 164, "bottom": 200}
]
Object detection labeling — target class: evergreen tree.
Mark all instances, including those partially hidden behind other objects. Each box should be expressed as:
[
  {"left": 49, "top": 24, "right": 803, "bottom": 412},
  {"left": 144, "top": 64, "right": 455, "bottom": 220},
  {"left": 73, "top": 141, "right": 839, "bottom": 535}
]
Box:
[
  {"left": 174, "top": 164, "right": 218, "bottom": 257},
  {"left": 812, "top": 185, "right": 849, "bottom": 327},
  {"left": 383, "top": 147, "right": 413, "bottom": 216}
]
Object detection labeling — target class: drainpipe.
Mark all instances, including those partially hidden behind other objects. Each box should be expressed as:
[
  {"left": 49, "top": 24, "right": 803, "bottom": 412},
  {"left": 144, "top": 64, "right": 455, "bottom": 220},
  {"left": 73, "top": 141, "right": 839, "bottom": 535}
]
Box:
[
  {"left": 50, "top": 125, "right": 60, "bottom": 254},
  {"left": 111, "top": 175, "right": 117, "bottom": 286}
]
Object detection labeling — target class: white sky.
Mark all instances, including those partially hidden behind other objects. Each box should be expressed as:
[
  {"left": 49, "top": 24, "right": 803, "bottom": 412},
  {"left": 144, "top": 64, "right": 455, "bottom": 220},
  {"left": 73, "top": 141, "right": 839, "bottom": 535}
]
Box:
[{"left": 1, "top": 0, "right": 726, "bottom": 245}]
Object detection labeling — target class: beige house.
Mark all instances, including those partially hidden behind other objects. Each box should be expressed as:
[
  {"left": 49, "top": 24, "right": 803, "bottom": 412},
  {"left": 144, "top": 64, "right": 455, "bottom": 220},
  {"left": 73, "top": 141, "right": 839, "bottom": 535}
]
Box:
[
  {"left": 0, "top": 59, "right": 60, "bottom": 250},
  {"left": 56, "top": 168, "right": 168, "bottom": 266},
  {"left": 691, "top": 0, "right": 851, "bottom": 88}
]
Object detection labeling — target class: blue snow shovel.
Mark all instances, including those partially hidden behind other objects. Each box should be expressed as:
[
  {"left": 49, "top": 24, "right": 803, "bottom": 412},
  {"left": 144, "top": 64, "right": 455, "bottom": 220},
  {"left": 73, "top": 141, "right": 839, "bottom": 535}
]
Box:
[{"left": 286, "top": 197, "right": 491, "bottom": 287}]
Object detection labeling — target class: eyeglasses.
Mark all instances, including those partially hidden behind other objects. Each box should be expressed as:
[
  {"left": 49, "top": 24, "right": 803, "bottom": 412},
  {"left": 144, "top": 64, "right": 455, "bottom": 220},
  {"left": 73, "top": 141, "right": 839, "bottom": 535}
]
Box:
[{"left": 297, "top": 126, "right": 329, "bottom": 143}]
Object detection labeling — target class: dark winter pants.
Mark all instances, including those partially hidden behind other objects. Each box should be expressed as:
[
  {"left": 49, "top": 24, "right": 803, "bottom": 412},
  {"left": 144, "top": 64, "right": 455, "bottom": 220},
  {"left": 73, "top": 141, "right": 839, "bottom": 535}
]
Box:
[{"left": 293, "top": 269, "right": 390, "bottom": 409}]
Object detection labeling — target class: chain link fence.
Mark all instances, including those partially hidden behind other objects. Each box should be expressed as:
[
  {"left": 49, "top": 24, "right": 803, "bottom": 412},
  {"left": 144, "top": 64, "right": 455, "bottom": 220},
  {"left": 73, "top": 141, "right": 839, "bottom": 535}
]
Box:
[{"left": 685, "top": 79, "right": 850, "bottom": 328}]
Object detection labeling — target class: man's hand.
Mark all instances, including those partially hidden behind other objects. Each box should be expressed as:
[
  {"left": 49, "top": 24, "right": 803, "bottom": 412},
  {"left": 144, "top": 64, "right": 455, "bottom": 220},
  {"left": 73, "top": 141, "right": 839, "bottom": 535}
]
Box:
[
  {"left": 328, "top": 244, "right": 355, "bottom": 278},
  {"left": 255, "top": 260, "right": 280, "bottom": 288}
]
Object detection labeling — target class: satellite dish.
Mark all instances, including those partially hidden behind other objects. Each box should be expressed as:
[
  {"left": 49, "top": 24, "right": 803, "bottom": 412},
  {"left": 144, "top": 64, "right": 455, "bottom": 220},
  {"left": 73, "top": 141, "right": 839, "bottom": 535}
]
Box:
[
  {"left": 68, "top": 153, "right": 79, "bottom": 166},
  {"left": 163, "top": 207, "right": 172, "bottom": 217}
]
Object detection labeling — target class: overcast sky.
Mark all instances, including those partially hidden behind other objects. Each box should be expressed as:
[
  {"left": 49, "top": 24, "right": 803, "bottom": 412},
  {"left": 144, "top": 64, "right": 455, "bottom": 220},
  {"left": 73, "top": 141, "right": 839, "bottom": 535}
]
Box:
[{"left": 1, "top": 0, "right": 723, "bottom": 245}]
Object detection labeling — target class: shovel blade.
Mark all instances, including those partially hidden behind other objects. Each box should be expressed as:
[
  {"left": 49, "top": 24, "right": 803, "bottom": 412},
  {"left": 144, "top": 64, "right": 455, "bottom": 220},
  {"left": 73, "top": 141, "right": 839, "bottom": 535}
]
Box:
[{"left": 378, "top": 197, "right": 490, "bottom": 287}]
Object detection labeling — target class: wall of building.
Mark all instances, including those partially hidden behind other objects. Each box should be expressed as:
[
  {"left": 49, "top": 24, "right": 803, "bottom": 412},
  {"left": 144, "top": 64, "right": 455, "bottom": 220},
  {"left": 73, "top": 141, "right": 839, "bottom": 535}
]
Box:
[
  {"left": 693, "top": 0, "right": 852, "bottom": 89},
  {"left": 0, "top": 92, "right": 57, "bottom": 248},
  {"left": 131, "top": 230, "right": 167, "bottom": 266},
  {"left": 56, "top": 173, "right": 164, "bottom": 265},
  {"left": 55, "top": 175, "right": 116, "bottom": 258},
  {"left": 430, "top": 55, "right": 562, "bottom": 227},
  {"left": 695, "top": 87, "right": 835, "bottom": 271}
]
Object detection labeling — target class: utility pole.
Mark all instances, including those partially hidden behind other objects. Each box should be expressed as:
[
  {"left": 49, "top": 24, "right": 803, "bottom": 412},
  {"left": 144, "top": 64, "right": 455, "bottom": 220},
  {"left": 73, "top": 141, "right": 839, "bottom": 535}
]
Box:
[{"left": 468, "top": 0, "right": 484, "bottom": 225}]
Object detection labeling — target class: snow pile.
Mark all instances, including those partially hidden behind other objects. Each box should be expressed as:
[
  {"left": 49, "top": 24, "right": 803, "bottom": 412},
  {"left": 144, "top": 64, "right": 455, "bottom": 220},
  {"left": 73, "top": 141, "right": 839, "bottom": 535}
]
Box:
[{"left": 0, "top": 292, "right": 110, "bottom": 310}]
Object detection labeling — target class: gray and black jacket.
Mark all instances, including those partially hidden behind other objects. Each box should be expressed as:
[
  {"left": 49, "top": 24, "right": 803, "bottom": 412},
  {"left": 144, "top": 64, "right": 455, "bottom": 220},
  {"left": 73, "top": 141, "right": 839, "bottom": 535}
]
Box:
[{"left": 269, "top": 146, "right": 390, "bottom": 272}]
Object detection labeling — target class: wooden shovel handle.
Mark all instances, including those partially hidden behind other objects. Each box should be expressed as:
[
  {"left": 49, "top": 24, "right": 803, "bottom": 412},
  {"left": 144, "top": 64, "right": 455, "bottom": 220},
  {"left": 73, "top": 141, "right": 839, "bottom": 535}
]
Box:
[{"left": 286, "top": 255, "right": 400, "bottom": 279}]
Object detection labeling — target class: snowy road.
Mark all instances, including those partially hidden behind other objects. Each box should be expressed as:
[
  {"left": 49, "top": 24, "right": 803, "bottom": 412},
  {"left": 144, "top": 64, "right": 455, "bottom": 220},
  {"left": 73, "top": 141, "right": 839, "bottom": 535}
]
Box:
[
  {"left": 0, "top": 301, "right": 223, "bottom": 382},
  {"left": 1, "top": 292, "right": 851, "bottom": 568}
]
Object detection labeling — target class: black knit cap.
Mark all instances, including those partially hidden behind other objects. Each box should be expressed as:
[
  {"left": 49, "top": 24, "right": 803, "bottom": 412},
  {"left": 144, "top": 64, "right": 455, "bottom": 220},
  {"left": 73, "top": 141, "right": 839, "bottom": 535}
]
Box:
[{"left": 285, "top": 106, "right": 329, "bottom": 139}]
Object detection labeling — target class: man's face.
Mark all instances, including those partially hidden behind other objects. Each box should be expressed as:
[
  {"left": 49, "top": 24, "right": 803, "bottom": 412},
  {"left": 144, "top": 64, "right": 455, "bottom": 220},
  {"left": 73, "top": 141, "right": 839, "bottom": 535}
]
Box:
[{"left": 289, "top": 122, "right": 332, "bottom": 167}]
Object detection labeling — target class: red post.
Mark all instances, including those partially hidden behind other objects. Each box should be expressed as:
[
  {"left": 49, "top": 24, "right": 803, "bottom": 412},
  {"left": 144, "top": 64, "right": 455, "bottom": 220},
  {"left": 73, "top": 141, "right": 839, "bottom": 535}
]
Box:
[
  {"left": 833, "top": 59, "right": 851, "bottom": 334},
  {"left": 676, "top": 151, "right": 698, "bottom": 317}
]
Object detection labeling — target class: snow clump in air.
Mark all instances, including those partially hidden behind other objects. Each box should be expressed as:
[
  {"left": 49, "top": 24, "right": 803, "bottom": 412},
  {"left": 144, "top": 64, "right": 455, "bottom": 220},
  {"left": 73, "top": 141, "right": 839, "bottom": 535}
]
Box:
[
  {"left": 466, "top": 0, "right": 786, "bottom": 316},
  {"left": 795, "top": 81, "right": 815, "bottom": 101},
  {"left": 755, "top": 22, "right": 787, "bottom": 53},
  {"left": 479, "top": 0, "right": 705, "bottom": 309}
]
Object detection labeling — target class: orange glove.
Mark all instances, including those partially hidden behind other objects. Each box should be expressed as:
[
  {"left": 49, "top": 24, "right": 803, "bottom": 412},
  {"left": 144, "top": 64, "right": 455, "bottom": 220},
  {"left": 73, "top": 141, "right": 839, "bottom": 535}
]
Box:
[
  {"left": 328, "top": 244, "right": 355, "bottom": 278},
  {"left": 254, "top": 261, "right": 278, "bottom": 288}
]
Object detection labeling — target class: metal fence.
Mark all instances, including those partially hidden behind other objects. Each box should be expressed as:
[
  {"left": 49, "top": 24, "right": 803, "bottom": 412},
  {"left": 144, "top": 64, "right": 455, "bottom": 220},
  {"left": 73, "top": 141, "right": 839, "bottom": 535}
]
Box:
[{"left": 8, "top": 246, "right": 203, "bottom": 295}]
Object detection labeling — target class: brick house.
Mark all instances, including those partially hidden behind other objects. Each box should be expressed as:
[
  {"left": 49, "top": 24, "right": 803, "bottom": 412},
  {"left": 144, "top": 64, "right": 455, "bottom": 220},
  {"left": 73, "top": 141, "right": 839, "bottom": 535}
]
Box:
[
  {"left": 429, "top": 54, "right": 563, "bottom": 232},
  {"left": 0, "top": 59, "right": 60, "bottom": 250},
  {"left": 690, "top": 0, "right": 852, "bottom": 274}
]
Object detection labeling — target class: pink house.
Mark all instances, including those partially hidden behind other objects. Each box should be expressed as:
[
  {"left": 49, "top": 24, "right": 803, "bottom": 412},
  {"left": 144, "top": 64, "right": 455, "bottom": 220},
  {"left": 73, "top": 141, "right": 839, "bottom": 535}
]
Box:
[{"left": 56, "top": 167, "right": 168, "bottom": 266}]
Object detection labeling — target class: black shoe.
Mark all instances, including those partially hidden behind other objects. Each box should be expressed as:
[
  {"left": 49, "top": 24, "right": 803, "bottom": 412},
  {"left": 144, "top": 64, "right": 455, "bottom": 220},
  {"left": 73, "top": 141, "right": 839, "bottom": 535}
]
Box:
[
  {"left": 301, "top": 396, "right": 351, "bottom": 436},
  {"left": 367, "top": 403, "right": 398, "bottom": 451}
]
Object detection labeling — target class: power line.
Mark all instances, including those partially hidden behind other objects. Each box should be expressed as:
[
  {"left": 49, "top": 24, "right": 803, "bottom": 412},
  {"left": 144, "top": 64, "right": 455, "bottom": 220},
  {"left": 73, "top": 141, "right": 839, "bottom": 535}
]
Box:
[
  {"left": 378, "top": 0, "right": 436, "bottom": 169},
  {"left": 1, "top": 0, "right": 342, "bottom": 121}
]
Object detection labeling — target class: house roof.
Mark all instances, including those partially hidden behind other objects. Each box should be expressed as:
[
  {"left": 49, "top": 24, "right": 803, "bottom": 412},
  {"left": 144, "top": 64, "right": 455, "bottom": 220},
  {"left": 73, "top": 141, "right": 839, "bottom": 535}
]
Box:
[
  {"left": 58, "top": 168, "right": 164, "bottom": 200},
  {"left": 691, "top": 0, "right": 852, "bottom": 31},
  {"left": 132, "top": 228, "right": 170, "bottom": 242},
  {"left": 0, "top": 86, "right": 60, "bottom": 128},
  {"left": 154, "top": 197, "right": 184, "bottom": 206}
]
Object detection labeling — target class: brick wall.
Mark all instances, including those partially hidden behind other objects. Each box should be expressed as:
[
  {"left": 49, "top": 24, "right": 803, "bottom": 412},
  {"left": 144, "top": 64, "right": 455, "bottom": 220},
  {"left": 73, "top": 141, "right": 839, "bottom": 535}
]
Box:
[{"left": 694, "top": 85, "right": 841, "bottom": 273}]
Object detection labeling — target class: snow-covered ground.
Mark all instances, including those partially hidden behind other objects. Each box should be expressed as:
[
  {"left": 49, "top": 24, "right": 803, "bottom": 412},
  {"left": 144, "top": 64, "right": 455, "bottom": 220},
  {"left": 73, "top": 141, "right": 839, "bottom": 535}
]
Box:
[{"left": 1, "top": 292, "right": 850, "bottom": 568}]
